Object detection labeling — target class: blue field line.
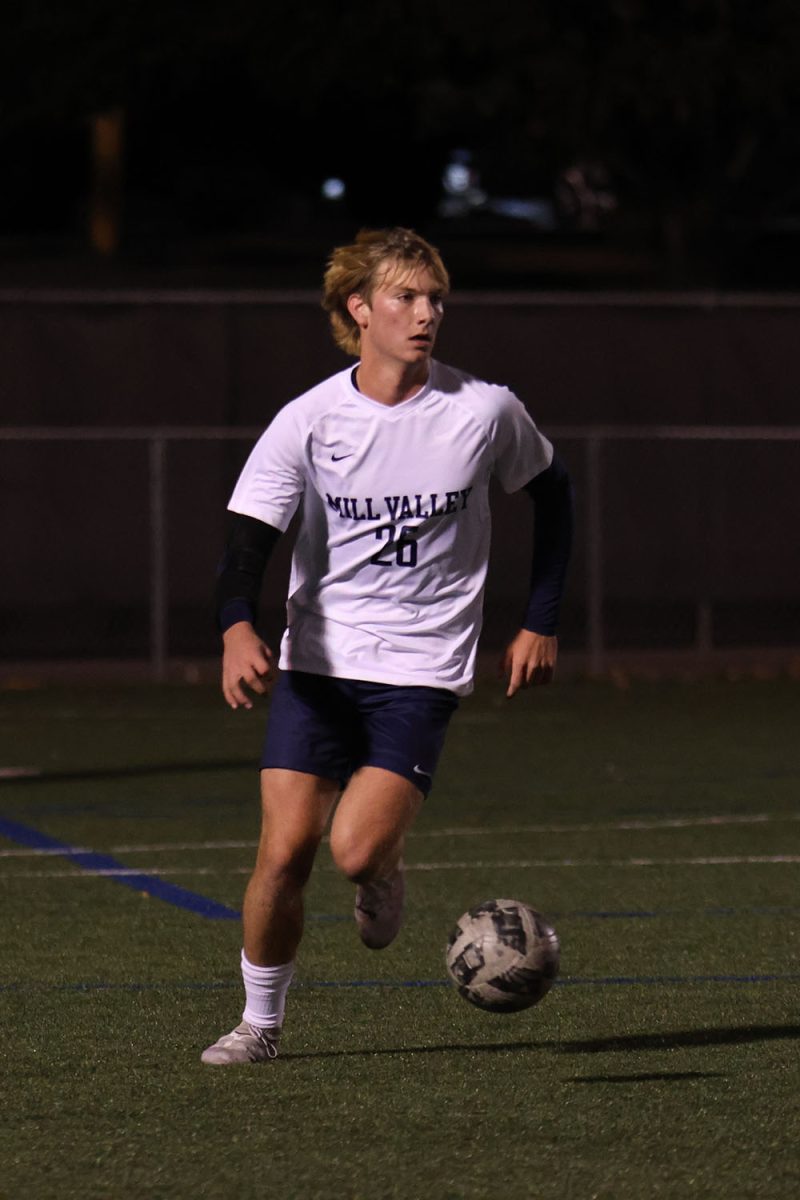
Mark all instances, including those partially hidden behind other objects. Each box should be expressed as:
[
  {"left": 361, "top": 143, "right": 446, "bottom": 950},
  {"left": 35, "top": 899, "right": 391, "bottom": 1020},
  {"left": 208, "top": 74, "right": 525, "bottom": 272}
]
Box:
[
  {"left": 0, "top": 815, "right": 240, "bottom": 920},
  {"left": 324, "top": 906, "right": 798, "bottom": 922},
  {"left": 554, "top": 973, "right": 800, "bottom": 986},
  {"left": 1, "top": 973, "right": 799, "bottom": 995},
  {"left": 306, "top": 973, "right": 800, "bottom": 988},
  {"left": 552, "top": 906, "right": 800, "bottom": 919}
]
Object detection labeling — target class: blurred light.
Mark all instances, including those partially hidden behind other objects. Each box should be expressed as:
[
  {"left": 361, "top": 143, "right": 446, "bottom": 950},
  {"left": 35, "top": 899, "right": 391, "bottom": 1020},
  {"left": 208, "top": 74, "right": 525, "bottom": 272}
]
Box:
[
  {"left": 488, "top": 198, "right": 557, "bottom": 229},
  {"left": 322, "top": 177, "right": 346, "bottom": 201},
  {"left": 444, "top": 163, "right": 471, "bottom": 195}
]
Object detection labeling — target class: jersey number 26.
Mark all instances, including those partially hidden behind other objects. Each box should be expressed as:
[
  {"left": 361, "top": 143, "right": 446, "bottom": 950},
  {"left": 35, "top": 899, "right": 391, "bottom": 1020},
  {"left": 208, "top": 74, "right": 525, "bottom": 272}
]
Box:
[{"left": 370, "top": 523, "right": 419, "bottom": 568}]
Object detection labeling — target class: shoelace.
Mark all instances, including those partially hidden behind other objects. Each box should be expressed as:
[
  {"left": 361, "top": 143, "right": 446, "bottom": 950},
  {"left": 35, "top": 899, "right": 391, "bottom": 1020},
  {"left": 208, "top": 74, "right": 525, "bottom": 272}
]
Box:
[
  {"left": 248, "top": 1024, "right": 279, "bottom": 1060},
  {"left": 220, "top": 1023, "right": 279, "bottom": 1060}
]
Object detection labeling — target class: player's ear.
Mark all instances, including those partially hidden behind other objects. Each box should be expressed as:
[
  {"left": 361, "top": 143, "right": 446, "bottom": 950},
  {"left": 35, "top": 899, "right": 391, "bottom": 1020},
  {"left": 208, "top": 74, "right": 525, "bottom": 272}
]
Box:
[{"left": 347, "top": 292, "right": 370, "bottom": 329}]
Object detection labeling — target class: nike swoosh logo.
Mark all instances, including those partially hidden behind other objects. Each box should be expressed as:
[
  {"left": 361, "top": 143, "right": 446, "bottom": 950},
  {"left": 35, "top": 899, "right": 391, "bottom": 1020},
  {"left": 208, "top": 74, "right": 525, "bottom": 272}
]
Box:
[
  {"left": 413, "top": 764, "right": 432, "bottom": 778},
  {"left": 332, "top": 452, "right": 354, "bottom": 462}
]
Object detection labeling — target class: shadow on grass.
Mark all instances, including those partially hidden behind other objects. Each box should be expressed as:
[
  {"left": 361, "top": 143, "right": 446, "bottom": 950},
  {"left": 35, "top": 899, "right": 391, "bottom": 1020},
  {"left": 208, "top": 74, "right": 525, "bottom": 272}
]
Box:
[
  {"left": 568, "top": 1071, "right": 723, "bottom": 1084},
  {"left": 0, "top": 760, "right": 252, "bottom": 785},
  {"left": 283, "top": 1040, "right": 549, "bottom": 1061},
  {"left": 558, "top": 1023, "right": 800, "bottom": 1054},
  {"left": 284, "top": 1023, "right": 800, "bottom": 1062}
]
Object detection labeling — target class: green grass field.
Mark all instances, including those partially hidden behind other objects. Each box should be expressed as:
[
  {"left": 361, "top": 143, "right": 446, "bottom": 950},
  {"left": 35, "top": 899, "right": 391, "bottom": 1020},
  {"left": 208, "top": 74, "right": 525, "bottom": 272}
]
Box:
[{"left": 1, "top": 676, "right": 798, "bottom": 1199}]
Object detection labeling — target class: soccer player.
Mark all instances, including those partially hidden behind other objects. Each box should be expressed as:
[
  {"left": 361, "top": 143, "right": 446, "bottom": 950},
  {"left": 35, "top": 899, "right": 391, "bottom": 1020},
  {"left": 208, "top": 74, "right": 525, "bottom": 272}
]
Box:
[{"left": 201, "top": 227, "right": 573, "bottom": 1064}]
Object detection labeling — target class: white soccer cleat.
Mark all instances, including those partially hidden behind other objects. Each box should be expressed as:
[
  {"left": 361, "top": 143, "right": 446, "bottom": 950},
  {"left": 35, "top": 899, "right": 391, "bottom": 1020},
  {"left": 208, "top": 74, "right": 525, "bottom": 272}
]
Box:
[
  {"left": 200, "top": 1021, "right": 280, "bottom": 1065},
  {"left": 354, "top": 862, "right": 406, "bottom": 950}
]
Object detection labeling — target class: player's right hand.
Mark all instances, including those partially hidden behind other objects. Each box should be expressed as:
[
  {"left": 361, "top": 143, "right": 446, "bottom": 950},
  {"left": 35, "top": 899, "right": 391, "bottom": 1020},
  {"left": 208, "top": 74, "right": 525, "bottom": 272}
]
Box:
[{"left": 221, "top": 622, "right": 275, "bottom": 710}]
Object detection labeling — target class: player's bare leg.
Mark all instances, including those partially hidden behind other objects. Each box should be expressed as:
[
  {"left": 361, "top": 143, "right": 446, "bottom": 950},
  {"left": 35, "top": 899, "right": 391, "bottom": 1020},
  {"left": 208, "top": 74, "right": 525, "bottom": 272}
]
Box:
[
  {"left": 243, "top": 768, "right": 340, "bottom": 965},
  {"left": 202, "top": 769, "right": 338, "bottom": 1065},
  {"left": 329, "top": 766, "right": 423, "bottom": 949}
]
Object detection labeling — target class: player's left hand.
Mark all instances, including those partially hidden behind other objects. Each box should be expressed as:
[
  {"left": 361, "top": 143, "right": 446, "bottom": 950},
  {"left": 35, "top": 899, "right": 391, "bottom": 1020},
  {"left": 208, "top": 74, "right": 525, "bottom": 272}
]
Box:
[{"left": 501, "top": 629, "right": 558, "bottom": 697}]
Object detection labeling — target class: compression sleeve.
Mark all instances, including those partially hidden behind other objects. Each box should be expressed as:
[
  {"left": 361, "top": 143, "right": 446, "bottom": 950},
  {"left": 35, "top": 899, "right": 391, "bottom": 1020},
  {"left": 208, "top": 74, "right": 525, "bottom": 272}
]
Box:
[
  {"left": 215, "top": 512, "right": 282, "bottom": 633},
  {"left": 521, "top": 454, "right": 574, "bottom": 636}
]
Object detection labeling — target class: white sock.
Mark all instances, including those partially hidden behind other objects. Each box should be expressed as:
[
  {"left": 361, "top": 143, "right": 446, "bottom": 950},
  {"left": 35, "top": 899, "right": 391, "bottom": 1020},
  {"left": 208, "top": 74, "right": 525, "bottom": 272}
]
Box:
[{"left": 240, "top": 950, "right": 295, "bottom": 1031}]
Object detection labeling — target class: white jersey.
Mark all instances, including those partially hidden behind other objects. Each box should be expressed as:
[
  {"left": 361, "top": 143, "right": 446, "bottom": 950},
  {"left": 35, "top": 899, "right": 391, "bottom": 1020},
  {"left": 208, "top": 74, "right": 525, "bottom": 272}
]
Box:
[{"left": 229, "top": 360, "right": 553, "bottom": 695}]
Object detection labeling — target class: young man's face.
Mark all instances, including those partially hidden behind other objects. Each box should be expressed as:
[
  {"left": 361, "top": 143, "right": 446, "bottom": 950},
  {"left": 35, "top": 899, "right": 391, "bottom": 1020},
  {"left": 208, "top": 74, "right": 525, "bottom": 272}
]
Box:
[{"left": 348, "top": 261, "right": 445, "bottom": 368}]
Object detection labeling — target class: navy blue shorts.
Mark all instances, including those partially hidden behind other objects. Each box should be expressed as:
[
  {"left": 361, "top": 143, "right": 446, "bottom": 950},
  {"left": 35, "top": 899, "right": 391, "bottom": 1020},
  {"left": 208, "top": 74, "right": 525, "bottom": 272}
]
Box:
[{"left": 260, "top": 671, "right": 459, "bottom": 796}]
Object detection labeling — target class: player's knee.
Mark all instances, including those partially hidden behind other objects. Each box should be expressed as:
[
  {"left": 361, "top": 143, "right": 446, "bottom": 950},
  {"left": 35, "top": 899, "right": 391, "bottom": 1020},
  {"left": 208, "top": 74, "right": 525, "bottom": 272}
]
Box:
[
  {"left": 256, "top": 837, "right": 319, "bottom": 889},
  {"left": 328, "top": 830, "right": 382, "bottom": 883}
]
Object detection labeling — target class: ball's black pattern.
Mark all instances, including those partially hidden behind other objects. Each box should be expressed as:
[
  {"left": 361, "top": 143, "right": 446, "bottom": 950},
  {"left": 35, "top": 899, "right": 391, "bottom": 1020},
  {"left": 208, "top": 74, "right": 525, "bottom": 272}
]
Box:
[{"left": 445, "top": 899, "right": 560, "bottom": 1012}]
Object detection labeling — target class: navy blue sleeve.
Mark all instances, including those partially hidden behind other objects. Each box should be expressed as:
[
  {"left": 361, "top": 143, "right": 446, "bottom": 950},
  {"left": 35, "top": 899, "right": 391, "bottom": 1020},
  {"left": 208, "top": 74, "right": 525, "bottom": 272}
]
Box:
[
  {"left": 521, "top": 454, "right": 574, "bottom": 636},
  {"left": 215, "top": 513, "right": 282, "bottom": 633}
]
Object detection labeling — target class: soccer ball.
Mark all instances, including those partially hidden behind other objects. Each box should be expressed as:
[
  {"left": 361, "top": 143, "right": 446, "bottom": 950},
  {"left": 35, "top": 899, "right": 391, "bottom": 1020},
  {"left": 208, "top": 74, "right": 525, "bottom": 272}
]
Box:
[{"left": 445, "top": 898, "right": 560, "bottom": 1012}]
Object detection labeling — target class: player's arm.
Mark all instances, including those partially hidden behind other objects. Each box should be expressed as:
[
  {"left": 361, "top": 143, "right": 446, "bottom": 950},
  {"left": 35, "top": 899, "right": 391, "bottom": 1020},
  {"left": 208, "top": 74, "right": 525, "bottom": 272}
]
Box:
[
  {"left": 503, "top": 453, "right": 574, "bottom": 697},
  {"left": 216, "top": 512, "right": 282, "bottom": 710}
]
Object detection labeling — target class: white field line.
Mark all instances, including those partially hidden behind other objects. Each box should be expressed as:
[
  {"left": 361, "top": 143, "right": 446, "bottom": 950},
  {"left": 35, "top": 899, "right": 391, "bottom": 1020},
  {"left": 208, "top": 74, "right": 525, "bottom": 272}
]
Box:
[
  {"left": 411, "top": 813, "right": 796, "bottom": 837},
  {"left": 403, "top": 856, "right": 800, "bottom": 870},
  {"left": 3, "top": 855, "right": 800, "bottom": 880},
  {"left": 1, "top": 812, "right": 798, "bottom": 859}
]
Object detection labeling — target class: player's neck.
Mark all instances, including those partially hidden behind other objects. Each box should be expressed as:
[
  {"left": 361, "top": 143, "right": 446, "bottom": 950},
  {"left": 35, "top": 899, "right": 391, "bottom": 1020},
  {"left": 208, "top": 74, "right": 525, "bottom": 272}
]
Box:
[{"left": 354, "top": 358, "right": 430, "bottom": 407}]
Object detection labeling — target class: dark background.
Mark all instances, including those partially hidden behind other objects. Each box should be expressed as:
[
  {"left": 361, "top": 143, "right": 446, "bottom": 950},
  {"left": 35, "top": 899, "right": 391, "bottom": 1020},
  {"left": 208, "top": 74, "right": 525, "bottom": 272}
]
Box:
[
  {"left": 4, "top": 0, "right": 800, "bottom": 290},
  {"left": 1, "top": 2, "right": 799, "bottom": 670}
]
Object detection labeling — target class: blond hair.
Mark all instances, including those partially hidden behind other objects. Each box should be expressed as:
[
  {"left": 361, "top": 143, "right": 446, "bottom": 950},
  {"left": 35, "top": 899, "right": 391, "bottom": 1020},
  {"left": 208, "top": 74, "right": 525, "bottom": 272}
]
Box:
[{"left": 321, "top": 227, "right": 450, "bottom": 356}]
